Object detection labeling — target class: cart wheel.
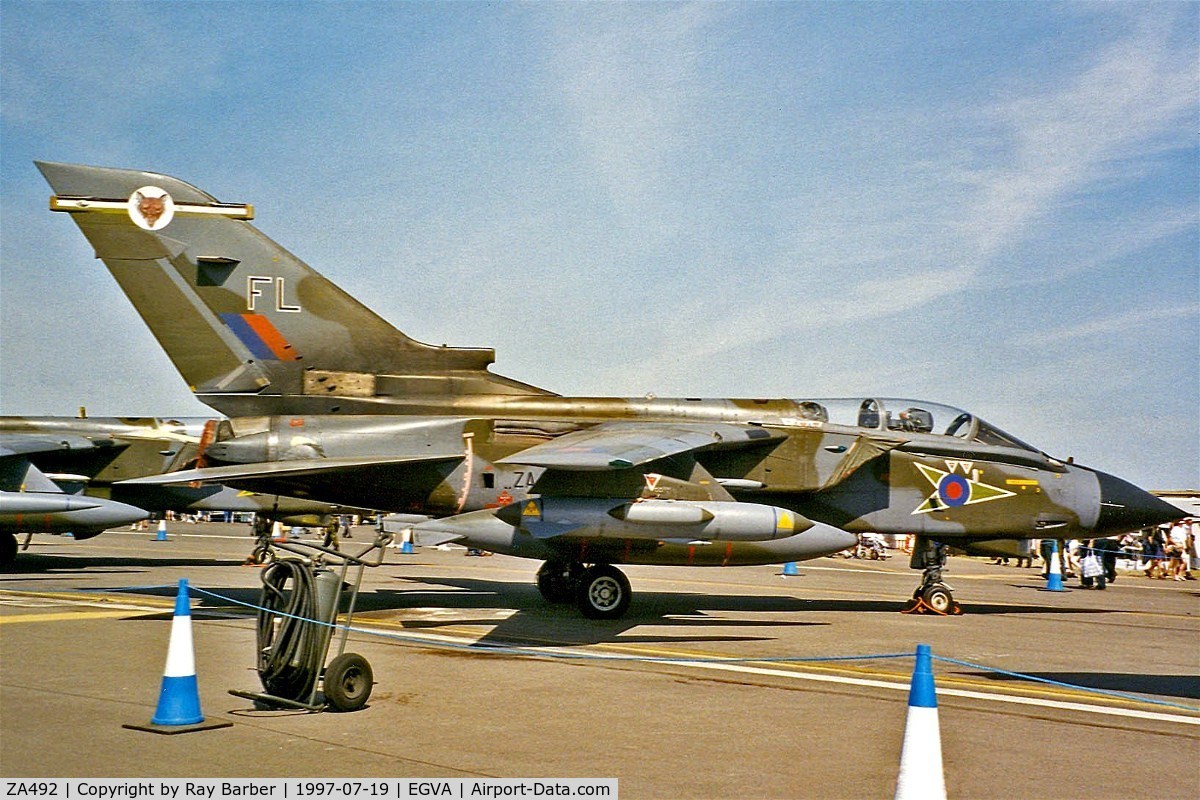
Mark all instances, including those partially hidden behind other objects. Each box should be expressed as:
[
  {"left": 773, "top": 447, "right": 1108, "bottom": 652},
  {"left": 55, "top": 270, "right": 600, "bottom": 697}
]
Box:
[{"left": 324, "top": 652, "right": 373, "bottom": 712}]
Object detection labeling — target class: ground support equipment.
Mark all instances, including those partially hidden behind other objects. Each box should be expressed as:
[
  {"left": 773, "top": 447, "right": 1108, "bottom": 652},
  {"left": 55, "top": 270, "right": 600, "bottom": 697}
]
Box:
[{"left": 229, "top": 530, "right": 392, "bottom": 712}]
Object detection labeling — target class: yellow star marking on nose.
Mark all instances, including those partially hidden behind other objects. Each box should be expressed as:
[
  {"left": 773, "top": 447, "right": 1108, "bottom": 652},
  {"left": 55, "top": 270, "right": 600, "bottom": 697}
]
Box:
[{"left": 912, "top": 462, "right": 1017, "bottom": 515}]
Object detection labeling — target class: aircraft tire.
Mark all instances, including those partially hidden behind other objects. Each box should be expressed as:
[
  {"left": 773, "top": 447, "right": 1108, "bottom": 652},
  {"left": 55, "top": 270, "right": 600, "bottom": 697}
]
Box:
[
  {"left": 323, "top": 652, "right": 373, "bottom": 712},
  {"left": 921, "top": 584, "right": 953, "bottom": 614},
  {"left": 576, "top": 564, "right": 631, "bottom": 620},
  {"left": 536, "top": 561, "right": 577, "bottom": 603},
  {"left": 0, "top": 533, "right": 16, "bottom": 568}
]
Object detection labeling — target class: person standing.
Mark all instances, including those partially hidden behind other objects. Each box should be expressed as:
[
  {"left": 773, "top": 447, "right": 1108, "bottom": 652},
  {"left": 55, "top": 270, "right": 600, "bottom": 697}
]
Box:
[
  {"left": 1144, "top": 526, "right": 1167, "bottom": 578},
  {"left": 1187, "top": 519, "right": 1199, "bottom": 580},
  {"left": 1167, "top": 521, "right": 1190, "bottom": 581},
  {"left": 1039, "top": 538, "right": 1054, "bottom": 578},
  {"left": 1078, "top": 540, "right": 1106, "bottom": 590},
  {"left": 1092, "top": 536, "right": 1121, "bottom": 584}
]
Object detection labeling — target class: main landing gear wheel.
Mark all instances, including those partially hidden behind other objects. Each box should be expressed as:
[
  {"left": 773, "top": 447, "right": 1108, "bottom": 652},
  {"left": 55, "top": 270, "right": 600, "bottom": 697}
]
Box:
[
  {"left": 323, "top": 652, "right": 373, "bottom": 712},
  {"left": 575, "top": 564, "right": 631, "bottom": 620},
  {"left": 536, "top": 560, "right": 578, "bottom": 604}
]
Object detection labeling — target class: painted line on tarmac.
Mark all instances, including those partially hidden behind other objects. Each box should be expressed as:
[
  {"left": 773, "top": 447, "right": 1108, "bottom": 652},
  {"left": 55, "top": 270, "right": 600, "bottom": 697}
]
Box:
[
  {"left": 6, "top": 587, "right": 1195, "bottom": 726},
  {"left": 350, "top": 621, "right": 1200, "bottom": 727},
  {"left": 578, "top": 637, "right": 1200, "bottom": 718},
  {"left": 0, "top": 609, "right": 141, "bottom": 624},
  {"left": 661, "top": 659, "right": 1200, "bottom": 727},
  {"left": 104, "top": 529, "right": 269, "bottom": 542}
]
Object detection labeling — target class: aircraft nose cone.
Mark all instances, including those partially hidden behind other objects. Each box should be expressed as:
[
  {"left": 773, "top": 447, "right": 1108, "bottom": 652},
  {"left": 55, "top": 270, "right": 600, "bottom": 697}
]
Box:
[{"left": 1095, "top": 471, "right": 1184, "bottom": 534}]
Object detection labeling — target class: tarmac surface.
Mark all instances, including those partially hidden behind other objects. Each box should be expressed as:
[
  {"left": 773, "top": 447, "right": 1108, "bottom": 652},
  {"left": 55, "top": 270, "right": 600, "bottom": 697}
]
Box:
[{"left": 1, "top": 523, "right": 1197, "bottom": 799}]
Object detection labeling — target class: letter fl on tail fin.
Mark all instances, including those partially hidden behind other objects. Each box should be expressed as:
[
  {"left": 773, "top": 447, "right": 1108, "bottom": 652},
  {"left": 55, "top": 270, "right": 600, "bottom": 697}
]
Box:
[{"left": 37, "top": 161, "right": 550, "bottom": 416}]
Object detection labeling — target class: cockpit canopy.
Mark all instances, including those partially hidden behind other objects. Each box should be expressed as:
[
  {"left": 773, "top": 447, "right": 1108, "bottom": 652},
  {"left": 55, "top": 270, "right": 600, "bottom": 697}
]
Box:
[{"left": 792, "top": 398, "right": 1040, "bottom": 453}]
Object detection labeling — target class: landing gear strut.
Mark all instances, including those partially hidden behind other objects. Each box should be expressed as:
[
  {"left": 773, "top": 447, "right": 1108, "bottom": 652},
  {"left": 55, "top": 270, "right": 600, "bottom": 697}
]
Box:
[
  {"left": 900, "top": 536, "right": 962, "bottom": 616},
  {"left": 536, "top": 560, "right": 632, "bottom": 619}
]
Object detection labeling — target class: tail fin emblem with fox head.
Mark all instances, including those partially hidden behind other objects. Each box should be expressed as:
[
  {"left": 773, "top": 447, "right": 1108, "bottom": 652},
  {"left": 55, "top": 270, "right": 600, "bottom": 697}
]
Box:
[{"left": 128, "top": 186, "right": 175, "bottom": 230}]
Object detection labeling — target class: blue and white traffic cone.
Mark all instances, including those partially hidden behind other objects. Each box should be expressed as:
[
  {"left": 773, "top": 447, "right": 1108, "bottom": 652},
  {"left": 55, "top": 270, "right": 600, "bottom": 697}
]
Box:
[
  {"left": 782, "top": 561, "right": 799, "bottom": 577},
  {"left": 155, "top": 520, "right": 168, "bottom": 541},
  {"left": 150, "top": 579, "right": 204, "bottom": 726},
  {"left": 1041, "top": 540, "right": 1066, "bottom": 592},
  {"left": 894, "top": 644, "right": 946, "bottom": 800}
]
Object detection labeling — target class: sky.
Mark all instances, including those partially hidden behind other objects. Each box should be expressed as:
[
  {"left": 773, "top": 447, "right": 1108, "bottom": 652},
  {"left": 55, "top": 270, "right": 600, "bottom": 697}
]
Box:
[{"left": 0, "top": 1, "right": 1196, "bottom": 490}]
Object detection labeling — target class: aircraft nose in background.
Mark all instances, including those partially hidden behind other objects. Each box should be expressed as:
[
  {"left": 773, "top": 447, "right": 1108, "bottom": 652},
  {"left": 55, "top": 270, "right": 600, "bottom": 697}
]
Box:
[{"left": 1094, "top": 470, "right": 1184, "bottom": 534}]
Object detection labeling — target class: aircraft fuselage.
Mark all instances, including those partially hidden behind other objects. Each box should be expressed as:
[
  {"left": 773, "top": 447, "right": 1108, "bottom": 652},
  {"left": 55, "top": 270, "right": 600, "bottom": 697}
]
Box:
[{"left": 190, "top": 396, "right": 1174, "bottom": 559}]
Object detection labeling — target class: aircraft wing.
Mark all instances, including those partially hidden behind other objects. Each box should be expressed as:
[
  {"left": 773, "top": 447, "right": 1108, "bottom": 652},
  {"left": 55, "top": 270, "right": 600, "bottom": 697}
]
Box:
[
  {"left": 497, "top": 422, "right": 782, "bottom": 471},
  {"left": 821, "top": 434, "right": 909, "bottom": 490},
  {"left": 0, "top": 434, "right": 124, "bottom": 459},
  {"left": 119, "top": 454, "right": 463, "bottom": 486},
  {"left": 0, "top": 452, "right": 148, "bottom": 537},
  {"left": 117, "top": 453, "right": 465, "bottom": 511}
]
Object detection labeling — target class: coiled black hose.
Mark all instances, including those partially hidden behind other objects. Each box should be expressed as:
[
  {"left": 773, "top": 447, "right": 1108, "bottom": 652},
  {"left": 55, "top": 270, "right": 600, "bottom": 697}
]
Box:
[{"left": 256, "top": 559, "right": 329, "bottom": 701}]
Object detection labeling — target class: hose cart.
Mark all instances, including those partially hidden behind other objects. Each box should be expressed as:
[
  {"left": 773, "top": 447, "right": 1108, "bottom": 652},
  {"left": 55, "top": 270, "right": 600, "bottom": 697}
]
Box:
[{"left": 230, "top": 529, "right": 392, "bottom": 712}]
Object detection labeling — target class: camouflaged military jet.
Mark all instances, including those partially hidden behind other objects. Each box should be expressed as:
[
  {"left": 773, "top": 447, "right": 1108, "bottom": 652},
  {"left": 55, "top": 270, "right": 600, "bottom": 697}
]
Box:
[
  {"left": 0, "top": 441, "right": 148, "bottom": 564},
  {"left": 0, "top": 414, "right": 370, "bottom": 566},
  {"left": 36, "top": 161, "right": 1183, "bottom": 617}
]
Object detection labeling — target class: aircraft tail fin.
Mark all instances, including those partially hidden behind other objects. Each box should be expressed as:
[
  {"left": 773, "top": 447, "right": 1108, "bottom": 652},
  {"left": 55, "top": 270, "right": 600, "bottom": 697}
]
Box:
[{"left": 37, "top": 161, "right": 551, "bottom": 416}]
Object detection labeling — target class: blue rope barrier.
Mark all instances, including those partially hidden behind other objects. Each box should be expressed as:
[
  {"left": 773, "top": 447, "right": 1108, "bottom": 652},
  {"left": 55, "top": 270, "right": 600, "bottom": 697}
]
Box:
[
  {"left": 186, "top": 585, "right": 1200, "bottom": 712},
  {"left": 7, "top": 582, "right": 1195, "bottom": 714},
  {"left": 932, "top": 655, "right": 1200, "bottom": 713}
]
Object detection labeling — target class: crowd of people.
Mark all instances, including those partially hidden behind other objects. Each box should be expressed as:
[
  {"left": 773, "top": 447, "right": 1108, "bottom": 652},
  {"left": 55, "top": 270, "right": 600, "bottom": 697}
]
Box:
[
  {"left": 987, "top": 520, "right": 1199, "bottom": 588},
  {"left": 1124, "top": 518, "right": 1198, "bottom": 581}
]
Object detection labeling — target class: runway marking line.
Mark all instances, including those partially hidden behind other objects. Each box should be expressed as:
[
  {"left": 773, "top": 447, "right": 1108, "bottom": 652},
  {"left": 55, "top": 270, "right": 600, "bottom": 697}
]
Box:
[
  {"left": 0, "top": 609, "right": 144, "bottom": 625},
  {"left": 3, "top": 588, "right": 1197, "bottom": 726},
  {"left": 393, "top": 560, "right": 1200, "bottom": 611},
  {"left": 337, "top": 616, "right": 1200, "bottom": 726}
]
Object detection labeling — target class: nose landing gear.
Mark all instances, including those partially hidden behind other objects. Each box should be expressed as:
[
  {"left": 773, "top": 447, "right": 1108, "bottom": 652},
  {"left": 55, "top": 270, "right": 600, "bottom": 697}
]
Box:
[{"left": 900, "top": 536, "right": 963, "bottom": 616}]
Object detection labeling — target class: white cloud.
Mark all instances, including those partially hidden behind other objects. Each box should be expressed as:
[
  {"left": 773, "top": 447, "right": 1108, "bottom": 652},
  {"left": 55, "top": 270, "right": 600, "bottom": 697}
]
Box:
[
  {"left": 549, "top": 3, "right": 731, "bottom": 228},
  {"left": 960, "top": 13, "right": 1196, "bottom": 267},
  {"left": 1007, "top": 303, "right": 1199, "bottom": 348}
]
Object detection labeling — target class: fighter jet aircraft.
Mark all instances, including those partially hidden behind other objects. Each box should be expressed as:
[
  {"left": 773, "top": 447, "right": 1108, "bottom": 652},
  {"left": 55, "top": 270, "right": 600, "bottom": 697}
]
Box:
[
  {"left": 0, "top": 438, "right": 148, "bottom": 564},
  {"left": 0, "top": 415, "right": 374, "bottom": 566},
  {"left": 36, "top": 161, "right": 1183, "bottom": 617}
]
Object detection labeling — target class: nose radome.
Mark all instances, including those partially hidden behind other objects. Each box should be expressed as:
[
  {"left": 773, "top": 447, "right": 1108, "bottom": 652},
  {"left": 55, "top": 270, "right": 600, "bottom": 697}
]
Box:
[{"left": 1095, "top": 470, "right": 1185, "bottom": 535}]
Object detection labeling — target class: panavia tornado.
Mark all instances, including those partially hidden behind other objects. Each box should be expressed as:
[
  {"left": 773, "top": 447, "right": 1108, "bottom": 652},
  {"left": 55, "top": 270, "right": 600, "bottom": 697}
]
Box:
[
  {"left": 35, "top": 161, "right": 1183, "bottom": 617},
  {"left": 0, "top": 440, "right": 148, "bottom": 562},
  {"left": 0, "top": 414, "right": 375, "bottom": 566}
]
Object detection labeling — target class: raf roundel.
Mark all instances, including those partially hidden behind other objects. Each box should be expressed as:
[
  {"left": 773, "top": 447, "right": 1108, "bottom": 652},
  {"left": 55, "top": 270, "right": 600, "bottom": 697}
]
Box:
[
  {"left": 912, "top": 461, "right": 1017, "bottom": 515},
  {"left": 128, "top": 185, "right": 175, "bottom": 231},
  {"left": 936, "top": 474, "right": 971, "bottom": 507}
]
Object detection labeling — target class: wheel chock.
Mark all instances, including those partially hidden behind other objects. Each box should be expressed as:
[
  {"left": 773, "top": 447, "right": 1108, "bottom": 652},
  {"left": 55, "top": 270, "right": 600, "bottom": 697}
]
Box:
[{"left": 900, "top": 597, "right": 963, "bottom": 616}]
